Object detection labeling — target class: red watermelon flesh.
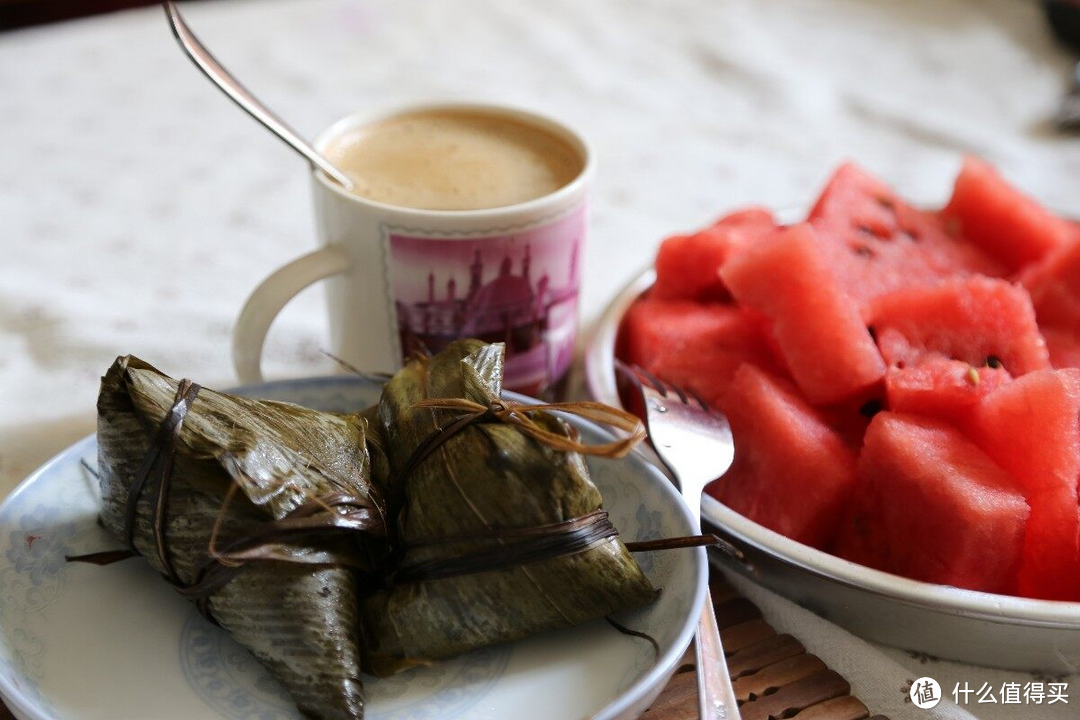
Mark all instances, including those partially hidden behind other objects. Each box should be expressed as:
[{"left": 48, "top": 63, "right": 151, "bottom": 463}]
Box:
[
  {"left": 653, "top": 207, "right": 778, "bottom": 302},
  {"left": 808, "top": 162, "right": 1003, "bottom": 304},
  {"left": 714, "top": 206, "right": 778, "bottom": 234},
  {"left": 967, "top": 370, "right": 1080, "bottom": 599},
  {"left": 623, "top": 159, "right": 1079, "bottom": 599},
  {"left": 1020, "top": 489, "right": 1080, "bottom": 600},
  {"left": 968, "top": 369, "right": 1080, "bottom": 496},
  {"left": 707, "top": 364, "right": 858, "bottom": 549},
  {"left": 882, "top": 354, "right": 1010, "bottom": 426},
  {"left": 619, "top": 298, "right": 786, "bottom": 408},
  {"left": 869, "top": 277, "right": 1049, "bottom": 377},
  {"left": 942, "top": 156, "right": 1072, "bottom": 272},
  {"left": 721, "top": 223, "right": 886, "bottom": 405},
  {"left": 818, "top": 398, "right": 878, "bottom": 451},
  {"left": 1019, "top": 233, "right": 1080, "bottom": 330},
  {"left": 835, "top": 413, "right": 1028, "bottom": 593},
  {"left": 621, "top": 298, "right": 735, "bottom": 368},
  {"left": 1042, "top": 327, "right": 1080, "bottom": 370}
]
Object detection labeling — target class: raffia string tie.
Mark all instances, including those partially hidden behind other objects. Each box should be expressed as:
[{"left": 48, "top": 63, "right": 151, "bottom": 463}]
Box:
[
  {"left": 70, "top": 380, "right": 387, "bottom": 619},
  {"left": 393, "top": 508, "right": 721, "bottom": 586},
  {"left": 118, "top": 378, "right": 200, "bottom": 584},
  {"left": 397, "top": 398, "right": 647, "bottom": 491},
  {"left": 413, "top": 398, "right": 647, "bottom": 457}
]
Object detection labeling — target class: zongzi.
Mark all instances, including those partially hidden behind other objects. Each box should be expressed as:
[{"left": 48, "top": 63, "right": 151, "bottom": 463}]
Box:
[
  {"left": 360, "top": 340, "right": 657, "bottom": 676},
  {"left": 90, "top": 344, "right": 690, "bottom": 719},
  {"left": 96, "top": 356, "right": 386, "bottom": 720}
]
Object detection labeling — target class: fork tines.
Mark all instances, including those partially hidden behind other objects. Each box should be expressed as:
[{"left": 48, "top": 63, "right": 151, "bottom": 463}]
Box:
[{"left": 616, "top": 360, "right": 712, "bottom": 412}]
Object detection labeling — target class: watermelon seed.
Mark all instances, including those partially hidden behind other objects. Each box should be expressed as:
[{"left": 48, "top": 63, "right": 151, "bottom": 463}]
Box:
[
  {"left": 876, "top": 195, "right": 896, "bottom": 211},
  {"left": 985, "top": 355, "right": 1003, "bottom": 369},
  {"left": 856, "top": 223, "right": 891, "bottom": 240},
  {"left": 867, "top": 325, "right": 877, "bottom": 341},
  {"left": 966, "top": 366, "right": 981, "bottom": 386},
  {"left": 852, "top": 244, "right": 876, "bottom": 258},
  {"left": 859, "top": 399, "right": 883, "bottom": 418}
]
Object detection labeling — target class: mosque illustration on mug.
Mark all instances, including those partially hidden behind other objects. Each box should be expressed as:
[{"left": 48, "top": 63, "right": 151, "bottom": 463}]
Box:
[{"left": 387, "top": 209, "right": 584, "bottom": 395}]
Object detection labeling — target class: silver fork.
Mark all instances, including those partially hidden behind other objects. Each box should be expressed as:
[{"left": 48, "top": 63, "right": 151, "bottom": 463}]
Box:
[{"left": 618, "top": 362, "right": 741, "bottom": 720}]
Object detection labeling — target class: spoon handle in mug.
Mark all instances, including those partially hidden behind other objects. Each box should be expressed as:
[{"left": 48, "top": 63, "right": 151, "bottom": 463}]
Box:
[{"left": 163, "top": 1, "right": 355, "bottom": 191}]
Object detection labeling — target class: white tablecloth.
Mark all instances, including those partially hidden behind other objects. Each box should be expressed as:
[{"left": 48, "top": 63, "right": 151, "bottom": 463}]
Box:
[{"left": 2, "top": 0, "right": 1079, "bottom": 717}]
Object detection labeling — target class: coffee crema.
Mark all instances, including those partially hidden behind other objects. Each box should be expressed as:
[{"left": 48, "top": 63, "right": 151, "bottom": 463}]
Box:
[{"left": 324, "top": 109, "right": 583, "bottom": 211}]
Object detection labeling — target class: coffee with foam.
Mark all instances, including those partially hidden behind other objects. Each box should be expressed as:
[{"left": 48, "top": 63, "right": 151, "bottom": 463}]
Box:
[{"left": 324, "top": 109, "right": 583, "bottom": 211}]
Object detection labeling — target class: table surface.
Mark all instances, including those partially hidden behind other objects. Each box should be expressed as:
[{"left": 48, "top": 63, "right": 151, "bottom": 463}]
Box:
[{"left": 2, "top": 1, "right": 1080, "bottom": 718}]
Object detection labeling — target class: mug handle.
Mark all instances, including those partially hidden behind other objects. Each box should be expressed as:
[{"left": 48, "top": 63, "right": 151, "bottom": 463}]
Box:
[{"left": 232, "top": 247, "right": 352, "bottom": 385}]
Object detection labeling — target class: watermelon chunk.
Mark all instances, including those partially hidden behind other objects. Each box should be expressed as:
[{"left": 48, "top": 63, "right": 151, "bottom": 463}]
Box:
[
  {"left": 808, "top": 162, "right": 1002, "bottom": 304},
  {"left": 967, "top": 370, "right": 1080, "bottom": 600},
  {"left": 942, "top": 157, "right": 1072, "bottom": 272},
  {"left": 707, "top": 365, "right": 858, "bottom": 549},
  {"left": 836, "top": 413, "right": 1028, "bottom": 594},
  {"left": 721, "top": 223, "right": 886, "bottom": 405},
  {"left": 869, "top": 277, "right": 1049, "bottom": 377},
  {"left": 621, "top": 298, "right": 735, "bottom": 368},
  {"left": 866, "top": 277, "right": 1048, "bottom": 423},
  {"left": 882, "top": 356, "right": 1010, "bottom": 426},
  {"left": 1019, "top": 233, "right": 1080, "bottom": 330},
  {"left": 968, "top": 368, "right": 1080, "bottom": 494},
  {"left": 653, "top": 207, "right": 778, "bottom": 302},
  {"left": 619, "top": 298, "right": 785, "bottom": 407},
  {"left": 1019, "top": 490, "right": 1080, "bottom": 601}
]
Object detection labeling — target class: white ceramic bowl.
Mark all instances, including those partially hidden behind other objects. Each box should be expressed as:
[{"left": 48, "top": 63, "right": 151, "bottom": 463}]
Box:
[
  {"left": 0, "top": 375, "right": 707, "bottom": 720},
  {"left": 585, "top": 268, "right": 1080, "bottom": 673}
]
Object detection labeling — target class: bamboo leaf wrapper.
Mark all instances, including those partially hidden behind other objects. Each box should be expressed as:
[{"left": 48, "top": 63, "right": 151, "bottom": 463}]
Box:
[
  {"left": 361, "top": 340, "right": 656, "bottom": 676},
  {"left": 96, "top": 356, "right": 383, "bottom": 720}
]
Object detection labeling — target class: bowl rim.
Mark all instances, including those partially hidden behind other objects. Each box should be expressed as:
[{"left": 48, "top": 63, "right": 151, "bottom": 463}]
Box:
[
  {"left": 584, "top": 266, "right": 1080, "bottom": 628},
  {"left": 0, "top": 374, "right": 708, "bottom": 720}
]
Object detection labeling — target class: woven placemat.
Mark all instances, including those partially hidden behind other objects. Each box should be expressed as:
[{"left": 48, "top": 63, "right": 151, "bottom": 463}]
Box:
[
  {"left": 0, "top": 571, "right": 889, "bottom": 720},
  {"left": 644, "top": 572, "right": 890, "bottom": 720}
]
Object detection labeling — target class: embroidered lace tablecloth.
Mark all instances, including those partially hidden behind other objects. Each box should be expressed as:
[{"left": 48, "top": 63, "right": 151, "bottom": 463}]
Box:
[{"left": 2, "top": 1, "right": 1079, "bottom": 717}]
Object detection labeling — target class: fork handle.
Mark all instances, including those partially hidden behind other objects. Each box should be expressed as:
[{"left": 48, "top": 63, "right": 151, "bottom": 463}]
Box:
[{"left": 695, "top": 587, "right": 741, "bottom": 719}]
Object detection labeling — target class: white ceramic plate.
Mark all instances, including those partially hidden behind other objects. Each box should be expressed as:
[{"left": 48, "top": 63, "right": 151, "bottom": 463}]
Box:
[{"left": 0, "top": 375, "right": 707, "bottom": 720}]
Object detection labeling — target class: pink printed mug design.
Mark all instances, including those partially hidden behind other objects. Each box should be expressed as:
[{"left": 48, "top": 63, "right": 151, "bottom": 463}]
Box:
[{"left": 388, "top": 205, "right": 585, "bottom": 396}]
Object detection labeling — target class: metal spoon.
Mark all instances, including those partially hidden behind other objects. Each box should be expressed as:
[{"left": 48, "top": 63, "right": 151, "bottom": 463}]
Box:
[{"left": 163, "top": 1, "right": 355, "bottom": 190}]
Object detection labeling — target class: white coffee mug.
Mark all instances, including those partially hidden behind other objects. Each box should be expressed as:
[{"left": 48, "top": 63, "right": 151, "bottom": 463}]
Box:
[{"left": 232, "top": 102, "right": 593, "bottom": 396}]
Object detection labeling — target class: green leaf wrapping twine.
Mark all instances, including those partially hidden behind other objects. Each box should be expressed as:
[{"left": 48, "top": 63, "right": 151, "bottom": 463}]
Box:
[
  {"left": 361, "top": 340, "right": 657, "bottom": 676},
  {"left": 96, "top": 356, "right": 385, "bottom": 720}
]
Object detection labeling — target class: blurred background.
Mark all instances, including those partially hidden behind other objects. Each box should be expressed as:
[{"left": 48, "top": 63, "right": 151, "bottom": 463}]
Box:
[{"left": 1, "top": 0, "right": 160, "bottom": 30}]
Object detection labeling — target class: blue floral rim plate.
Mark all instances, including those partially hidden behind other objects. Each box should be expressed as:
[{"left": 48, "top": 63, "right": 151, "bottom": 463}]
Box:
[{"left": 0, "top": 375, "right": 706, "bottom": 720}]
